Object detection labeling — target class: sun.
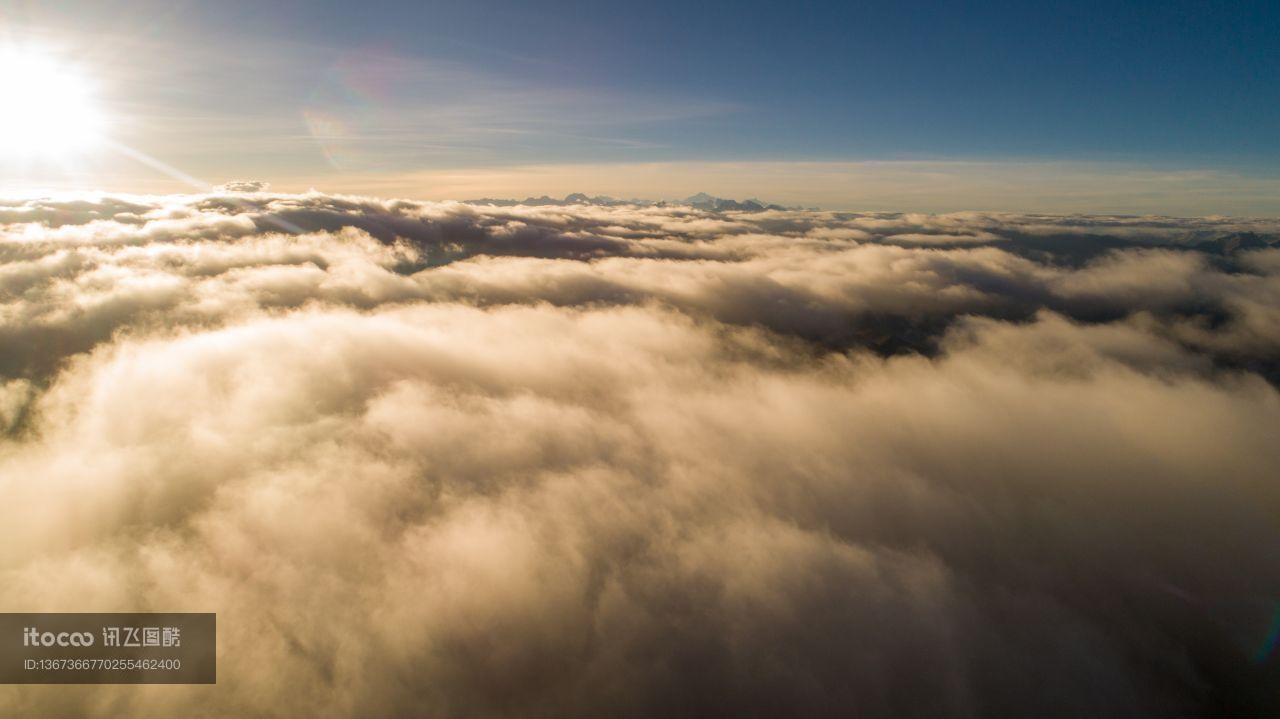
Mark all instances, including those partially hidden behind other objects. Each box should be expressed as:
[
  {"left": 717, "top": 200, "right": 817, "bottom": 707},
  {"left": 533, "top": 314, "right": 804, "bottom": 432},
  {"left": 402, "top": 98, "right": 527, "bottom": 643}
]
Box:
[{"left": 0, "top": 46, "right": 105, "bottom": 159}]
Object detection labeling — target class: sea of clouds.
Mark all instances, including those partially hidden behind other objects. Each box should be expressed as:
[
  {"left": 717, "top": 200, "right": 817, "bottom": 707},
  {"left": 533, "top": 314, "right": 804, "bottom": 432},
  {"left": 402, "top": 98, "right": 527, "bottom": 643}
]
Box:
[{"left": 1, "top": 191, "right": 1278, "bottom": 717}]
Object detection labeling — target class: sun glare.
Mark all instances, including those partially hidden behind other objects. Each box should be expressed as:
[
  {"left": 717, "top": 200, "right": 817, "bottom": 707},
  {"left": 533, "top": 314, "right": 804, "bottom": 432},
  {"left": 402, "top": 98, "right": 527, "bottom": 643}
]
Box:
[{"left": 0, "top": 47, "right": 104, "bottom": 159}]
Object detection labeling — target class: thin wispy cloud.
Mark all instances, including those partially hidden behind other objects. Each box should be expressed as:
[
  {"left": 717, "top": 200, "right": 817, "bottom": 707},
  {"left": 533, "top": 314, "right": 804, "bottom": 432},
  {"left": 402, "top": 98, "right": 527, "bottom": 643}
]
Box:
[{"left": 299, "top": 51, "right": 732, "bottom": 169}]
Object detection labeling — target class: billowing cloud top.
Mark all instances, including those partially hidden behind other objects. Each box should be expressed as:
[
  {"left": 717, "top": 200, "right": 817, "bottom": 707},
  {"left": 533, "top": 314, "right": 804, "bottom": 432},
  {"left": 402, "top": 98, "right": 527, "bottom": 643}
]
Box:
[{"left": 1, "top": 192, "right": 1279, "bottom": 717}]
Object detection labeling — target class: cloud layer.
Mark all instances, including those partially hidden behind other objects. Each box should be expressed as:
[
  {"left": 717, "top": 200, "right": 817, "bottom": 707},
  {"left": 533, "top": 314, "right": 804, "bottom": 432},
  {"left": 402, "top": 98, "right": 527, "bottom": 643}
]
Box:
[{"left": 1, "top": 192, "right": 1279, "bottom": 717}]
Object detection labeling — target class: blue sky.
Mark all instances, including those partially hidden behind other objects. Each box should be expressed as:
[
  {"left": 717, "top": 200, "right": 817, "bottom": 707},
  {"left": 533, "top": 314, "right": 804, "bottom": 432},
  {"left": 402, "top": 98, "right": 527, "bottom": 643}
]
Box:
[{"left": 3, "top": 0, "right": 1279, "bottom": 211}]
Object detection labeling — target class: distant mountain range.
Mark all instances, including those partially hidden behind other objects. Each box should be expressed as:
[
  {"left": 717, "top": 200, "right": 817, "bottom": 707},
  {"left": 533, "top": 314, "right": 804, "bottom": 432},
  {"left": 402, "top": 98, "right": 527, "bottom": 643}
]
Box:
[
  {"left": 1192, "top": 231, "right": 1276, "bottom": 255},
  {"left": 464, "top": 193, "right": 805, "bottom": 212}
]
